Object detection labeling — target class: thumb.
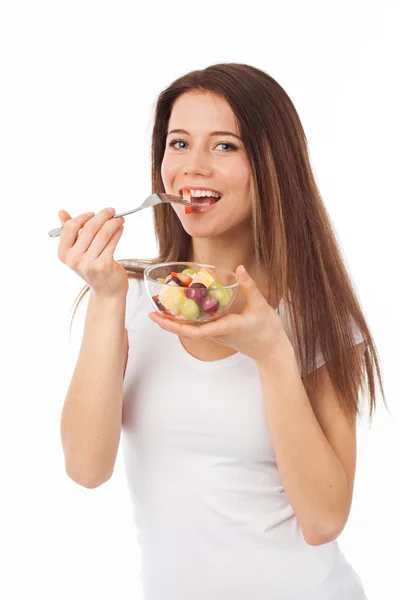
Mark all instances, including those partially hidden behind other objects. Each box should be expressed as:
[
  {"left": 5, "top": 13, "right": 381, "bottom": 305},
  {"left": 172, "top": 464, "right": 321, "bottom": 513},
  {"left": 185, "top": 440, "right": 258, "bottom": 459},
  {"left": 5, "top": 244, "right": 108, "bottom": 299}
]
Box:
[
  {"left": 236, "top": 265, "right": 263, "bottom": 303},
  {"left": 236, "top": 265, "right": 258, "bottom": 295},
  {"left": 58, "top": 210, "right": 71, "bottom": 224}
]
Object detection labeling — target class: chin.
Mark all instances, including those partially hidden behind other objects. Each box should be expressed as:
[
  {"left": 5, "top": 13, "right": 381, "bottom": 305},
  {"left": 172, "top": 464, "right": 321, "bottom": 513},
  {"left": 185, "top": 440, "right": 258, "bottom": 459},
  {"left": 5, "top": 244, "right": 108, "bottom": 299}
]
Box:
[{"left": 181, "top": 223, "right": 222, "bottom": 238}]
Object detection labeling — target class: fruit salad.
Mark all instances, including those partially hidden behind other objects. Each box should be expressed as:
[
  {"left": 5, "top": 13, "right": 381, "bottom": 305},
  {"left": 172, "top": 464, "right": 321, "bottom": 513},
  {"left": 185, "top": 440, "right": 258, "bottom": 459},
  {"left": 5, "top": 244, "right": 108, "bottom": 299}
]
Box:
[{"left": 151, "top": 266, "right": 234, "bottom": 322}]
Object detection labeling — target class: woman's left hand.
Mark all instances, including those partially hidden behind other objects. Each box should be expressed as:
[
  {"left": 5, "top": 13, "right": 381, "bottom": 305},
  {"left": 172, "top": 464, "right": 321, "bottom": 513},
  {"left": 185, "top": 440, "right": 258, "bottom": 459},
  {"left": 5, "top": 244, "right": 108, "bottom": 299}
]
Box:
[{"left": 148, "top": 265, "right": 292, "bottom": 365}]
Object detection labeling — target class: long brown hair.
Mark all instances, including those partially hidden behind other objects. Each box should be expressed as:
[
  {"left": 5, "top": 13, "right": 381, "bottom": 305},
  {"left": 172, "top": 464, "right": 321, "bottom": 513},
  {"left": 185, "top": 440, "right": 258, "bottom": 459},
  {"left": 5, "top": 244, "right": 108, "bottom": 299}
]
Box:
[{"left": 69, "top": 62, "right": 388, "bottom": 425}]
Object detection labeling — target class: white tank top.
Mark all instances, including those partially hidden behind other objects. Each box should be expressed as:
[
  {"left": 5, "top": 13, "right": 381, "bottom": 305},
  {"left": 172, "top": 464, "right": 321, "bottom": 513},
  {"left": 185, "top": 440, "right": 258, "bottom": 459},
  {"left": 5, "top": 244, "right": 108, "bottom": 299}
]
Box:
[{"left": 121, "top": 277, "right": 367, "bottom": 600}]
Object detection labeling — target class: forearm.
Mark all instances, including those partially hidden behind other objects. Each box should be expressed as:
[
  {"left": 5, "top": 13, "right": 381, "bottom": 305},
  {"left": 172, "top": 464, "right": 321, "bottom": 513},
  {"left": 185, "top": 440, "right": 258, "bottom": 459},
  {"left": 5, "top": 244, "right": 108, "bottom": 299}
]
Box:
[
  {"left": 256, "top": 340, "right": 348, "bottom": 545},
  {"left": 61, "top": 291, "right": 126, "bottom": 487}
]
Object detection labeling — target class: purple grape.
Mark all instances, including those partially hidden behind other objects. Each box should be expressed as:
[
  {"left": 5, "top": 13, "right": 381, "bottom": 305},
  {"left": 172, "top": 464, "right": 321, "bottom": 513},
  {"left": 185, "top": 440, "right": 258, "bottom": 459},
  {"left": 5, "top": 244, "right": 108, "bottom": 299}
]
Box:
[
  {"left": 165, "top": 276, "right": 183, "bottom": 286},
  {"left": 185, "top": 282, "right": 207, "bottom": 303},
  {"left": 153, "top": 295, "right": 165, "bottom": 311},
  {"left": 201, "top": 294, "right": 220, "bottom": 314}
]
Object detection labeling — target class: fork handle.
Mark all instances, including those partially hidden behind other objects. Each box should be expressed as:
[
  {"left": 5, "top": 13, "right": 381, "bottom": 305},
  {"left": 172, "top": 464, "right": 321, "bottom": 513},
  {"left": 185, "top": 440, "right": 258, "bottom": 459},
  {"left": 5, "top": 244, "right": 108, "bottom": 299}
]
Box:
[
  {"left": 48, "top": 226, "right": 64, "bottom": 238},
  {"left": 48, "top": 194, "right": 191, "bottom": 237},
  {"left": 47, "top": 209, "right": 140, "bottom": 238}
]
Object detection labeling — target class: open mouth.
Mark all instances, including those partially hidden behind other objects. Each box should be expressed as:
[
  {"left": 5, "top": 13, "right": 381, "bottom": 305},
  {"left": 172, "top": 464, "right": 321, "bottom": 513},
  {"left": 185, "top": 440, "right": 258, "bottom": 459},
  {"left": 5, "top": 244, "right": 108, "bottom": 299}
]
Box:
[{"left": 179, "top": 188, "right": 223, "bottom": 205}]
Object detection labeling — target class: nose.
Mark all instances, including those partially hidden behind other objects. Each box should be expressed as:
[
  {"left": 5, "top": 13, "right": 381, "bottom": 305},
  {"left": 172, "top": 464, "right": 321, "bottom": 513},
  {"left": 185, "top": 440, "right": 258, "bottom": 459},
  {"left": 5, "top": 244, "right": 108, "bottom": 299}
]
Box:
[{"left": 182, "top": 147, "right": 212, "bottom": 177}]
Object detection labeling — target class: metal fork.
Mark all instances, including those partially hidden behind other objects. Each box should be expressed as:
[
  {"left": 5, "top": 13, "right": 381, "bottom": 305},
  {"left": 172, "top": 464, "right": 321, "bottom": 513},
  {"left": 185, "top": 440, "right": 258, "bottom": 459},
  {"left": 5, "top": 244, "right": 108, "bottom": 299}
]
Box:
[{"left": 47, "top": 193, "right": 209, "bottom": 238}]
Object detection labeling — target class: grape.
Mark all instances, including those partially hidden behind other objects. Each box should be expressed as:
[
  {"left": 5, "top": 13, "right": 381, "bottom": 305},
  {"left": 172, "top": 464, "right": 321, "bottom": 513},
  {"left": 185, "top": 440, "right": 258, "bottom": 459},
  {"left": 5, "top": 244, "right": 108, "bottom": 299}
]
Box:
[
  {"left": 201, "top": 294, "right": 220, "bottom": 314},
  {"left": 180, "top": 298, "right": 200, "bottom": 321},
  {"left": 185, "top": 282, "right": 207, "bottom": 303},
  {"left": 152, "top": 295, "right": 165, "bottom": 311},
  {"left": 165, "top": 276, "right": 183, "bottom": 286},
  {"left": 208, "top": 281, "right": 232, "bottom": 306}
]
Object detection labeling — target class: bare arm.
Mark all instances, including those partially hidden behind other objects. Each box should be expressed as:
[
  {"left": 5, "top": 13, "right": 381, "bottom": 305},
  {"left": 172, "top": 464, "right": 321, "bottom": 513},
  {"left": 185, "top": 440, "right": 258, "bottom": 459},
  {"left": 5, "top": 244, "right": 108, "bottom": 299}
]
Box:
[
  {"left": 60, "top": 291, "right": 128, "bottom": 488},
  {"left": 256, "top": 339, "right": 357, "bottom": 546}
]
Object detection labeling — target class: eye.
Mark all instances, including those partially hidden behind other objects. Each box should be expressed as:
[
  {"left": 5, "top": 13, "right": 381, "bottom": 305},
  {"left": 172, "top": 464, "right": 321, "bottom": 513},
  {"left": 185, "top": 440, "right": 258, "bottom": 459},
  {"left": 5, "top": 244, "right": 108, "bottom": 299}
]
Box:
[
  {"left": 168, "top": 139, "right": 188, "bottom": 150},
  {"left": 215, "top": 142, "right": 238, "bottom": 152},
  {"left": 168, "top": 139, "right": 238, "bottom": 152}
]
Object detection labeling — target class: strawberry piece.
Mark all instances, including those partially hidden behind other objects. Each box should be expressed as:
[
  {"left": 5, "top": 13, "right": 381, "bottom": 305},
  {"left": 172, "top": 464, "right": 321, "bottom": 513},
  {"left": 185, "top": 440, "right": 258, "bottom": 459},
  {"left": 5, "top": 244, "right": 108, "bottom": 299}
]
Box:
[
  {"left": 182, "top": 188, "right": 192, "bottom": 214},
  {"left": 180, "top": 275, "right": 193, "bottom": 287},
  {"left": 172, "top": 272, "right": 193, "bottom": 287}
]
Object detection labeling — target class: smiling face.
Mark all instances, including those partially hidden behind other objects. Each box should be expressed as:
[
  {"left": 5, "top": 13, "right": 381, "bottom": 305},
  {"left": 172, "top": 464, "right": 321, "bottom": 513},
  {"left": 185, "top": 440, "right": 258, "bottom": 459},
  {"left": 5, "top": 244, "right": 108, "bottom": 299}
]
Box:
[{"left": 161, "top": 91, "right": 252, "bottom": 238}]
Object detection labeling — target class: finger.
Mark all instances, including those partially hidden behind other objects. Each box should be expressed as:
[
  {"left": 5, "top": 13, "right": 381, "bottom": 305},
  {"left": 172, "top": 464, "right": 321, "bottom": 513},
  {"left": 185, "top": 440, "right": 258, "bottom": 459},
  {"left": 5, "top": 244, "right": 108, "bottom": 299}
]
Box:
[
  {"left": 154, "top": 317, "right": 200, "bottom": 338},
  {"left": 59, "top": 210, "right": 72, "bottom": 223},
  {"left": 236, "top": 265, "right": 266, "bottom": 307},
  {"left": 83, "top": 214, "right": 125, "bottom": 260},
  {"left": 69, "top": 207, "right": 116, "bottom": 256},
  {"left": 150, "top": 311, "right": 238, "bottom": 339},
  {"left": 58, "top": 211, "right": 96, "bottom": 257},
  {"left": 100, "top": 222, "right": 125, "bottom": 260},
  {"left": 194, "top": 313, "right": 239, "bottom": 337},
  {"left": 209, "top": 336, "right": 224, "bottom": 345}
]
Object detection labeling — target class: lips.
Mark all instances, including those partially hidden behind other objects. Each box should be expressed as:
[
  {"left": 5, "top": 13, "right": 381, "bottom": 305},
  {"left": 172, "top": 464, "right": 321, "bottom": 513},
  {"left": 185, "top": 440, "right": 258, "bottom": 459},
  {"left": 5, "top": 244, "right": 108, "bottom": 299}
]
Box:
[
  {"left": 194, "top": 196, "right": 218, "bottom": 205},
  {"left": 191, "top": 199, "right": 221, "bottom": 214}
]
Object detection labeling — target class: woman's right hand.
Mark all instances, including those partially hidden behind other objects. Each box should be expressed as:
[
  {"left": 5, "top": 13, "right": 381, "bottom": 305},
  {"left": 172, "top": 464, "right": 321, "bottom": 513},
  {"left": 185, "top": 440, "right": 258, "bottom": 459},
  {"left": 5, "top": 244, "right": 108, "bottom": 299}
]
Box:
[{"left": 57, "top": 207, "right": 128, "bottom": 299}]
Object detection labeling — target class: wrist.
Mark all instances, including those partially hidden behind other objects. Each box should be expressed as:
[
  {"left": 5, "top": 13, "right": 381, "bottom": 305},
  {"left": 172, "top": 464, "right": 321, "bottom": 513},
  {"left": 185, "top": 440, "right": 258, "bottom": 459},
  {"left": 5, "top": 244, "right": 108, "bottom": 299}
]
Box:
[
  {"left": 256, "top": 335, "right": 297, "bottom": 373},
  {"left": 89, "top": 289, "right": 127, "bottom": 310}
]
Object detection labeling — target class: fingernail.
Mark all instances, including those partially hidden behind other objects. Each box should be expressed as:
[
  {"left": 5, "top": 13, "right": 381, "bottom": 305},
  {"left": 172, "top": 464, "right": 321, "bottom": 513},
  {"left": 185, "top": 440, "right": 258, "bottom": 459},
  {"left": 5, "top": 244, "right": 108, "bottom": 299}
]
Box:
[{"left": 106, "top": 207, "right": 115, "bottom": 213}]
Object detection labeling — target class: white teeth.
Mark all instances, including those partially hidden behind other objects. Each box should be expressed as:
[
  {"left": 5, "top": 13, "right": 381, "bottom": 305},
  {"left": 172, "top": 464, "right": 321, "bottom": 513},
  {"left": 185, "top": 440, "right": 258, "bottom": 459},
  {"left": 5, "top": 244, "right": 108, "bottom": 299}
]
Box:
[{"left": 189, "top": 189, "right": 221, "bottom": 198}]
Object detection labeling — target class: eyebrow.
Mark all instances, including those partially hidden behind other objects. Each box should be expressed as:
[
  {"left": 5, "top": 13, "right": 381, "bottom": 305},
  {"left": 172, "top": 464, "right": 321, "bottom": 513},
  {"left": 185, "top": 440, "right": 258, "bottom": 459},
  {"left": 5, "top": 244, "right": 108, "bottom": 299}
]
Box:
[{"left": 167, "top": 129, "right": 242, "bottom": 141}]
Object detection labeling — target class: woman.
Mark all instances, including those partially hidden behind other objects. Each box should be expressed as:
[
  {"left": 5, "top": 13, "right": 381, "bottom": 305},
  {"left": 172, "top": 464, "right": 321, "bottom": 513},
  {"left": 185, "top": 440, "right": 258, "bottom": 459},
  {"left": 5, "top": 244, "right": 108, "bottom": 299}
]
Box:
[{"left": 60, "top": 63, "right": 388, "bottom": 599}]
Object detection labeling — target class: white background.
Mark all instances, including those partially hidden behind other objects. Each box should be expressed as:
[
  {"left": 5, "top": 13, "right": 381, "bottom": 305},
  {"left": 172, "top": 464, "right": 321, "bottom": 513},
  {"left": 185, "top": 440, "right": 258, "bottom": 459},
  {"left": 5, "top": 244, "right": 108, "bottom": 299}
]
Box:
[{"left": 0, "top": 1, "right": 399, "bottom": 598}]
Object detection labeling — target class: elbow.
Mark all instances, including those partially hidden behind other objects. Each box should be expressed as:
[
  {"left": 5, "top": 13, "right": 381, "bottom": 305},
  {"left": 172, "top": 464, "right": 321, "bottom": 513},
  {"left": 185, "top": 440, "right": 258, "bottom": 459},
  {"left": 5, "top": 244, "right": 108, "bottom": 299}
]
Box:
[
  {"left": 305, "top": 531, "right": 338, "bottom": 547},
  {"left": 80, "top": 477, "right": 109, "bottom": 489},
  {"left": 65, "top": 464, "right": 113, "bottom": 489},
  {"left": 303, "top": 518, "right": 346, "bottom": 547}
]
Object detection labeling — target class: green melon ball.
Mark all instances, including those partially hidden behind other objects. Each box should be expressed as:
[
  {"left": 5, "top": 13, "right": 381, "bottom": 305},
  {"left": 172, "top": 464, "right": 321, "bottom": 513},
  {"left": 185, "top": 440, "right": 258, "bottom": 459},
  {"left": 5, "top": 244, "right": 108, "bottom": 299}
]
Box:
[
  {"left": 180, "top": 297, "right": 200, "bottom": 321},
  {"left": 209, "top": 281, "right": 223, "bottom": 288},
  {"left": 208, "top": 281, "right": 231, "bottom": 306},
  {"left": 181, "top": 268, "right": 197, "bottom": 276}
]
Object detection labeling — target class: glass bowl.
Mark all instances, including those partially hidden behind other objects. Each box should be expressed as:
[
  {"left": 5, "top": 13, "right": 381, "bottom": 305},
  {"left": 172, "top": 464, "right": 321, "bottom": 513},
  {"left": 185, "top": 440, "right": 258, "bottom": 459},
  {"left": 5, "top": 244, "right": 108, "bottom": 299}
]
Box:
[{"left": 144, "top": 262, "right": 240, "bottom": 325}]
